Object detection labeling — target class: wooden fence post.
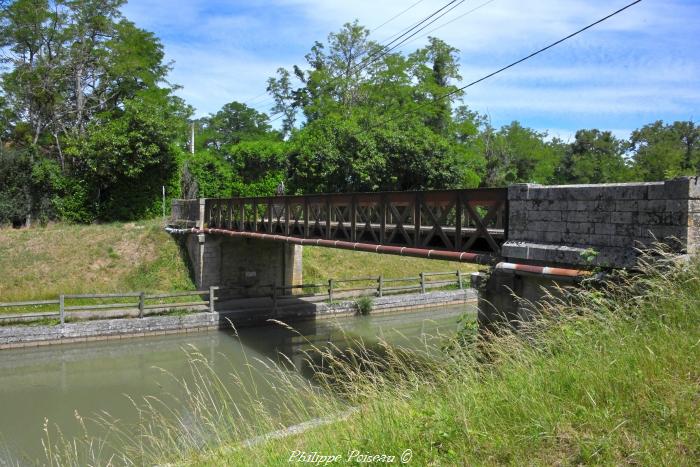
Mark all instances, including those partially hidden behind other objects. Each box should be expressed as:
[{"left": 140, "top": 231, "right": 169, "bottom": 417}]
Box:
[
  {"left": 420, "top": 272, "right": 425, "bottom": 294},
  {"left": 138, "top": 292, "right": 145, "bottom": 318},
  {"left": 457, "top": 270, "right": 463, "bottom": 289},
  {"left": 377, "top": 275, "right": 383, "bottom": 298},
  {"left": 328, "top": 279, "right": 334, "bottom": 303},
  {"left": 209, "top": 286, "right": 216, "bottom": 313},
  {"left": 59, "top": 295, "right": 65, "bottom": 325}
]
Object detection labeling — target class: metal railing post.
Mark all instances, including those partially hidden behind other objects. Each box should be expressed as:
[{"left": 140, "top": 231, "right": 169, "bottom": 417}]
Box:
[
  {"left": 328, "top": 279, "right": 334, "bottom": 303},
  {"left": 377, "top": 275, "right": 383, "bottom": 298},
  {"left": 209, "top": 286, "right": 216, "bottom": 313},
  {"left": 419, "top": 272, "right": 425, "bottom": 294},
  {"left": 59, "top": 294, "right": 65, "bottom": 325},
  {"left": 138, "top": 292, "right": 145, "bottom": 318},
  {"left": 457, "top": 270, "right": 463, "bottom": 289}
]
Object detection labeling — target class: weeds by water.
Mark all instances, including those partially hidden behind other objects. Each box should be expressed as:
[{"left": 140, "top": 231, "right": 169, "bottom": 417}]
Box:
[
  {"left": 355, "top": 296, "right": 373, "bottom": 315},
  {"left": 38, "top": 249, "right": 700, "bottom": 465}
]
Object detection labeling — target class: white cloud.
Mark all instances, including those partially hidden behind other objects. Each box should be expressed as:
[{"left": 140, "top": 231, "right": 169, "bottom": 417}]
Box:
[{"left": 122, "top": 0, "right": 700, "bottom": 131}]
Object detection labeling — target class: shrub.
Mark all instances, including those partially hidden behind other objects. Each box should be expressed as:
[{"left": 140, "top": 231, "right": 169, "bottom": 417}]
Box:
[{"left": 355, "top": 295, "right": 374, "bottom": 315}]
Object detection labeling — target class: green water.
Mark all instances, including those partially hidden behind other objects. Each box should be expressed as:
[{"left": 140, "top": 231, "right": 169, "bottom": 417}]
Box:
[{"left": 0, "top": 306, "right": 473, "bottom": 464}]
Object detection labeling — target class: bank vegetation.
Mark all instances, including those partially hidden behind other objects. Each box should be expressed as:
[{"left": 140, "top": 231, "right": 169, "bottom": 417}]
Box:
[{"left": 38, "top": 251, "right": 699, "bottom": 465}]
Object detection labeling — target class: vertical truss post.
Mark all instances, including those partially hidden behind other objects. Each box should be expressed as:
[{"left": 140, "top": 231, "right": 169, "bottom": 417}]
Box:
[
  {"left": 379, "top": 194, "right": 387, "bottom": 244},
  {"left": 285, "top": 199, "right": 291, "bottom": 236},
  {"left": 350, "top": 195, "right": 357, "bottom": 242},
  {"left": 455, "top": 194, "right": 463, "bottom": 251},
  {"left": 326, "top": 198, "right": 332, "bottom": 239},
  {"left": 414, "top": 192, "right": 422, "bottom": 248}
]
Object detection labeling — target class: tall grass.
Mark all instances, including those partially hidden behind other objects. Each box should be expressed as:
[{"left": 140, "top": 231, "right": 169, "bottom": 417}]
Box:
[{"left": 41, "top": 252, "right": 699, "bottom": 465}]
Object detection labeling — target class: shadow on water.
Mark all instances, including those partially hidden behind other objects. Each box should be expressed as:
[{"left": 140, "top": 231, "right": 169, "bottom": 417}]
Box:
[{"left": 0, "top": 305, "right": 473, "bottom": 464}]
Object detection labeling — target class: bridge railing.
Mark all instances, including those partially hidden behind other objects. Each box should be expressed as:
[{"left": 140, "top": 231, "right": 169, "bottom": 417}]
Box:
[{"left": 202, "top": 188, "right": 508, "bottom": 254}]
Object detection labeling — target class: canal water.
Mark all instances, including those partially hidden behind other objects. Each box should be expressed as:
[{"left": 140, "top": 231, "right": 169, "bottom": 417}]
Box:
[{"left": 0, "top": 305, "right": 473, "bottom": 464}]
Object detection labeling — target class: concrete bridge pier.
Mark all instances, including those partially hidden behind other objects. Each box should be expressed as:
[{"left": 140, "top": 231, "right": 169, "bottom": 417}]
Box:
[
  {"left": 184, "top": 233, "right": 303, "bottom": 294},
  {"left": 178, "top": 200, "right": 303, "bottom": 294},
  {"left": 476, "top": 177, "right": 700, "bottom": 333}
]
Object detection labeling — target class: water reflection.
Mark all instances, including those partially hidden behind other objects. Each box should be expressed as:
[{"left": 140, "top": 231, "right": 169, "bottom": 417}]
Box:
[{"left": 0, "top": 305, "right": 473, "bottom": 463}]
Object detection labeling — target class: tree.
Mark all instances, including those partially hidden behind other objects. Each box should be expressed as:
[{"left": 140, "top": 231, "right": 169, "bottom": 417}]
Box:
[
  {"left": 629, "top": 120, "right": 699, "bottom": 181},
  {"left": 555, "top": 129, "right": 630, "bottom": 184},
  {"left": 0, "top": 1, "right": 188, "bottom": 222},
  {"left": 198, "top": 101, "right": 278, "bottom": 150},
  {"left": 70, "top": 88, "right": 188, "bottom": 219}
]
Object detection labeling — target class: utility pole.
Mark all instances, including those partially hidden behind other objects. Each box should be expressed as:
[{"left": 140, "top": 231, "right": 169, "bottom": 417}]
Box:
[{"left": 190, "top": 122, "right": 195, "bottom": 154}]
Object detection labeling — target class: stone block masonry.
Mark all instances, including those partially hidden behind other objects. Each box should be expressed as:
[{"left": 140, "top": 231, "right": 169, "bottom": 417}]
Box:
[
  {"left": 0, "top": 290, "right": 476, "bottom": 350},
  {"left": 0, "top": 313, "right": 219, "bottom": 350},
  {"left": 185, "top": 234, "right": 303, "bottom": 293},
  {"left": 503, "top": 177, "right": 700, "bottom": 268}
]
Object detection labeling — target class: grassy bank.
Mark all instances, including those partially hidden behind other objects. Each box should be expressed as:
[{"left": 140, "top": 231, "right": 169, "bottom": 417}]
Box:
[
  {"left": 37, "top": 255, "right": 699, "bottom": 465},
  {"left": 0, "top": 220, "right": 194, "bottom": 302},
  {"left": 0, "top": 221, "right": 479, "bottom": 302},
  {"left": 192, "top": 258, "right": 698, "bottom": 466},
  {"left": 302, "top": 247, "right": 480, "bottom": 284}
]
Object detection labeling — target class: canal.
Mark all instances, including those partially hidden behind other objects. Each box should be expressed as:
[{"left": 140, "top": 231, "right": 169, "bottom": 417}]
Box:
[{"left": 0, "top": 305, "right": 473, "bottom": 464}]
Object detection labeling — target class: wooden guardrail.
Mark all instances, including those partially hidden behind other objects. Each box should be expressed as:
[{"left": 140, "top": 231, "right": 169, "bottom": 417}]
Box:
[
  {"left": 0, "top": 271, "right": 469, "bottom": 325},
  {"left": 0, "top": 286, "right": 218, "bottom": 325}
]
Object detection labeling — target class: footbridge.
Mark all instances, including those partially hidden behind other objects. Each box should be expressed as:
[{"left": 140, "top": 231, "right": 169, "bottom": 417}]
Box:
[
  {"left": 168, "top": 177, "right": 700, "bottom": 329},
  {"left": 172, "top": 188, "right": 508, "bottom": 264}
]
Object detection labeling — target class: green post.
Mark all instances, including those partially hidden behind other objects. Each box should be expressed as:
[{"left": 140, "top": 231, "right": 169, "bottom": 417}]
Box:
[
  {"left": 420, "top": 272, "right": 425, "bottom": 294},
  {"left": 328, "top": 279, "right": 334, "bottom": 303},
  {"left": 457, "top": 270, "right": 463, "bottom": 289},
  {"left": 59, "top": 295, "right": 65, "bottom": 326},
  {"left": 138, "top": 292, "right": 145, "bottom": 318},
  {"left": 377, "top": 275, "right": 383, "bottom": 298}
]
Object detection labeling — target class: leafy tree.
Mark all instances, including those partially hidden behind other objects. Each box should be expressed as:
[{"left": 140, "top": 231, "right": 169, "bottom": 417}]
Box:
[
  {"left": 68, "top": 89, "right": 188, "bottom": 220},
  {"left": 555, "top": 129, "right": 630, "bottom": 184},
  {"left": 0, "top": 0, "right": 188, "bottom": 222},
  {"left": 183, "top": 150, "right": 235, "bottom": 198},
  {"left": 228, "top": 140, "right": 287, "bottom": 196},
  {"left": 200, "top": 102, "right": 278, "bottom": 149},
  {"left": 629, "top": 120, "right": 699, "bottom": 181}
]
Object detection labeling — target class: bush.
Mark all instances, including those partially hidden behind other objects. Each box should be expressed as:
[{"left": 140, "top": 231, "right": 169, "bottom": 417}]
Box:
[{"left": 355, "top": 295, "right": 374, "bottom": 315}]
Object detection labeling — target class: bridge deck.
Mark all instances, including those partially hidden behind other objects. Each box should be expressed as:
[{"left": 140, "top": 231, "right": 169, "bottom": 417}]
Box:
[{"left": 172, "top": 188, "right": 508, "bottom": 262}]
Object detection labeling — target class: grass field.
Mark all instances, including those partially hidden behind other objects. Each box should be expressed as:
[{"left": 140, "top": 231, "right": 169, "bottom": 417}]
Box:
[
  {"left": 0, "top": 219, "right": 194, "bottom": 302},
  {"left": 196, "top": 256, "right": 699, "bottom": 466},
  {"left": 0, "top": 220, "right": 480, "bottom": 303},
  {"left": 39, "top": 251, "right": 699, "bottom": 465}
]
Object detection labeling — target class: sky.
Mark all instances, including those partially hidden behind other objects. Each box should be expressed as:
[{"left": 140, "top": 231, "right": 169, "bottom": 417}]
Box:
[{"left": 121, "top": 0, "right": 700, "bottom": 141}]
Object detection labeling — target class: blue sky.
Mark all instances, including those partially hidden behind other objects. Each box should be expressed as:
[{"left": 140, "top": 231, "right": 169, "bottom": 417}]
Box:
[{"left": 122, "top": 0, "right": 700, "bottom": 141}]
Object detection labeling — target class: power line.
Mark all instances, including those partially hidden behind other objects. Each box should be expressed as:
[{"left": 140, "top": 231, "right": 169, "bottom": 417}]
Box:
[
  {"left": 350, "top": 0, "right": 462, "bottom": 75},
  {"left": 373, "top": 0, "right": 644, "bottom": 129},
  {"left": 350, "top": 0, "right": 468, "bottom": 75},
  {"left": 244, "top": 0, "right": 436, "bottom": 112},
  {"left": 371, "top": 0, "right": 427, "bottom": 32},
  {"left": 401, "top": 0, "right": 498, "bottom": 48},
  {"left": 267, "top": 0, "right": 466, "bottom": 128}
]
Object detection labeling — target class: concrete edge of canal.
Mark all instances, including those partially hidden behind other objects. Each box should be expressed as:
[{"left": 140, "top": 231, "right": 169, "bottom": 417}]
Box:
[{"left": 0, "top": 289, "right": 477, "bottom": 350}]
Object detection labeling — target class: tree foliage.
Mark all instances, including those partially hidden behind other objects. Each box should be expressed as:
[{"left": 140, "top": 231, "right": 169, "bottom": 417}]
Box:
[
  {"left": 0, "top": 10, "right": 697, "bottom": 227},
  {"left": 0, "top": 0, "right": 188, "bottom": 224}
]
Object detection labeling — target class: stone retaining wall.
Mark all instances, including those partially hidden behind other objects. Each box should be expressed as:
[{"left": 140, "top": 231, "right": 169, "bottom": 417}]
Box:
[
  {"left": 504, "top": 177, "right": 700, "bottom": 268},
  {"left": 0, "top": 289, "right": 476, "bottom": 350},
  {"left": 0, "top": 313, "right": 218, "bottom": 350}
]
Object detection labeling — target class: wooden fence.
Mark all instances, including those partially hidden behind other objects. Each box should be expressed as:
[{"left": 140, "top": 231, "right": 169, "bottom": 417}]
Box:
[{"left": 0, "top": 271, "right": 470, "bottom": 325}]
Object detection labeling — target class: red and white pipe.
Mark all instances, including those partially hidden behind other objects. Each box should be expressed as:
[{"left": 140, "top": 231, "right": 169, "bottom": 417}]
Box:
[
  {"left": 165, "top": 226, "right": 495, "bottom": 265},
  {"left": 494, "top": 261, "right": 590, "bottom": 278},
  {"left": 165, "top": 227, "right": 592, "bottom": 278}
]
